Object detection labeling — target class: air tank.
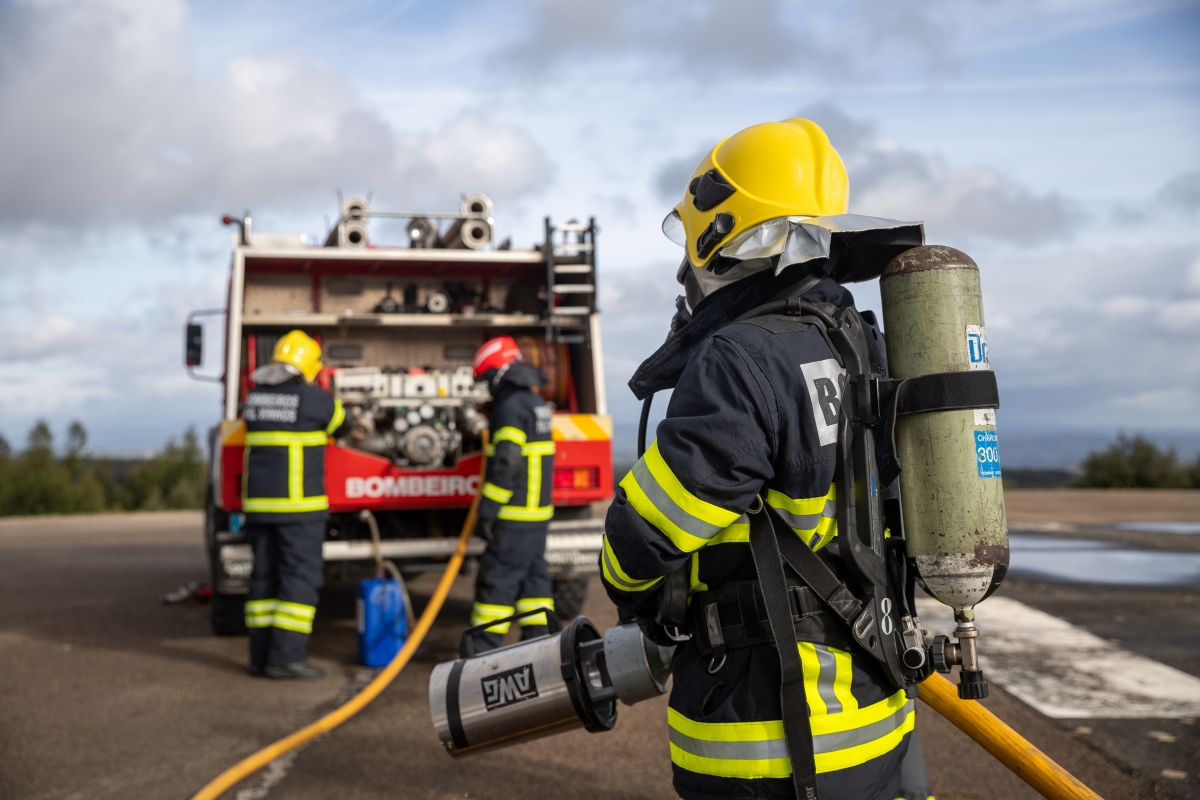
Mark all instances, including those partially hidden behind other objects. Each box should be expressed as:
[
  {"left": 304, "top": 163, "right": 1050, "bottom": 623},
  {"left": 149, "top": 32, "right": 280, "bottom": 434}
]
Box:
[{"left": 879, "top": 245, "right": 1008, "bottom": 699}]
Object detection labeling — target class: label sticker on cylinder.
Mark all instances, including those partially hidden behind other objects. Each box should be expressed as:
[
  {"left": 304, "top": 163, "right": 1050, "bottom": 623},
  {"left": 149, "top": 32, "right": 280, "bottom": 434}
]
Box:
[
  {"left": 975, "top": 430, "right": 1001, "bottom": 478},
  {"left": 974, "top": 408, "right": 996, "bottom": 426},
  {"left": 482, "top": 663, "right": 540, "bottom": 711},
  {"left": 966, "top": 325, "right": 990, "bottom": 371}
]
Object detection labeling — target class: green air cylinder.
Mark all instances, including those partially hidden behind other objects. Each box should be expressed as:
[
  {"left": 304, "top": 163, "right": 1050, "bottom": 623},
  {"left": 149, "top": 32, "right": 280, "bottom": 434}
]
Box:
[{"left": 879, "top": 246, "right": 1008, "bottom": 620}]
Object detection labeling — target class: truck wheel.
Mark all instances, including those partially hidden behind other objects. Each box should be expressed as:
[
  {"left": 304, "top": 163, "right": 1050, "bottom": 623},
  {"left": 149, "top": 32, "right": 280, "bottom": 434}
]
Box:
[
  {"left": 552, "top": 577, "right": 590, "bottom": 620},
  {"left": 211, "top": 593, "right": 248, "bottom": 636}
]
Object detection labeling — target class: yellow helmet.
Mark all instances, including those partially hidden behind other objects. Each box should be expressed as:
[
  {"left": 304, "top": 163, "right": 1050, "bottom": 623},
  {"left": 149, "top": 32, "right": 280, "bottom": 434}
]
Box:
[
  {"left": 272, "top": 330, "right": 323, "bottom": 382},
  {"left": 672, "top": 118, "right": 849, "bottom": 270}
]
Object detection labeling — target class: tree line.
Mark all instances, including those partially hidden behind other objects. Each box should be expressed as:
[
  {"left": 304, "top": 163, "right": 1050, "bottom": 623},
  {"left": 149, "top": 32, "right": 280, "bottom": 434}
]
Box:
[
  {"left": 1074, "top": 433, "right": 1200, "bottom": 489},
  {"left": 0, "top": 423, "right": 1194, "bottom": 517},
  {"left": 0, "top": 421, "right": 206, "bottom": 515}
]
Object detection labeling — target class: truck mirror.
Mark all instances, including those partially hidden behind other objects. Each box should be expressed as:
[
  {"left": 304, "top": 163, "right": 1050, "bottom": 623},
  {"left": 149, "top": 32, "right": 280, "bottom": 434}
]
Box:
[{"left": 186, "top": 323, "right": 203, "bottom": 367}]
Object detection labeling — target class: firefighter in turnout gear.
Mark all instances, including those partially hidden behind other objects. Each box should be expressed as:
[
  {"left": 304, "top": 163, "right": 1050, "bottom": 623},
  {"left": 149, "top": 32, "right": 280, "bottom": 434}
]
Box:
[
  {"left": 603, "top": 119, "right": 931, "bottom": 800},
  {"left": 467, "top": 336, "right": 556, "bottom": 653},
  {"left": 243, "top": 330, "right": 350, "bottom": 680}
]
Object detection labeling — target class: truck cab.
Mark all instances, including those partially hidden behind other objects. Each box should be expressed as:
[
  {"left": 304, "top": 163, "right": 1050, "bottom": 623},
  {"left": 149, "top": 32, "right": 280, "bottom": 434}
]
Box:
[{"left": 187, "top": 195, "right": 611, "bottom": 635}]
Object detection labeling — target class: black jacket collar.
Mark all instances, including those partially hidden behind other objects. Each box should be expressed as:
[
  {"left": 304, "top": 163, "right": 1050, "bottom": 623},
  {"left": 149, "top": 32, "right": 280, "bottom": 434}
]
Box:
[{"left": 627, "top": 268, "right": 855, "bottom": 399}]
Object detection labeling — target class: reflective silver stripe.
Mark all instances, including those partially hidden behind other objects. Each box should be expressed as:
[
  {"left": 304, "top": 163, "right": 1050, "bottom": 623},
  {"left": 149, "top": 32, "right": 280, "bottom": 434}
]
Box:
[
  {"left": 668, "top": 727, "right": 790, "bottom": 762},
  {"left": 812, "top": 700, "right": 915, "bottom": 754},
  {"left": 630, "top": 459, "right": 726, "bottom": 541},
  {"left": 601, "top": 544, "right": 660, "bottom": 591},
  {"left": 814, "top": 645, "right": 842, "bottom": 714},
  {"left": 771, "top": 499, "right": 836, "bottom": 531}
]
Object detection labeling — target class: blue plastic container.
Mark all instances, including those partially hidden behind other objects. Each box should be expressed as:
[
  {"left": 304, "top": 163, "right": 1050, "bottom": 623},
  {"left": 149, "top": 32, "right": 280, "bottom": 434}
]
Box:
[{"left": 357, "top": 578, "right": 409, "bottom": 668}]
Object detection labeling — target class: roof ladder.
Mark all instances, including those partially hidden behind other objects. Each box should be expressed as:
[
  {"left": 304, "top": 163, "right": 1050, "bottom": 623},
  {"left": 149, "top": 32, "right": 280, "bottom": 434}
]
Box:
[{"left": 544, "top": 217, "right": 597, "bottom": 345}]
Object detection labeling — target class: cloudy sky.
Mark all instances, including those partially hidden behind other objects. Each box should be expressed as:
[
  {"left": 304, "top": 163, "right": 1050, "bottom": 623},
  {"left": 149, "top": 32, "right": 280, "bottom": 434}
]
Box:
[{"left": 0, "top": 0, "right": 1197, "bottom": 463}]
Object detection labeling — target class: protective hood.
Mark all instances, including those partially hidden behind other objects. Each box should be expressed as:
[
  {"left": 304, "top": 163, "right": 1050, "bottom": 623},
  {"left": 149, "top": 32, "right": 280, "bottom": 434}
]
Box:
[
  {"left": 490, "top": 361, "right": 549, "bottom": 404},
  {"left": 250, "top": 361, "right": 303, "bottom": 386},
  {"left": 666, "top": 212, "right": 925, "bottom": 292}
]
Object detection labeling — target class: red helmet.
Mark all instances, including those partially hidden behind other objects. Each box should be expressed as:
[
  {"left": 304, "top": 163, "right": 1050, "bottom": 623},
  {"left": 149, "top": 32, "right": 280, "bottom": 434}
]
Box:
[{"left": 473, "top": 336, "right": 523, "bottom": 378}]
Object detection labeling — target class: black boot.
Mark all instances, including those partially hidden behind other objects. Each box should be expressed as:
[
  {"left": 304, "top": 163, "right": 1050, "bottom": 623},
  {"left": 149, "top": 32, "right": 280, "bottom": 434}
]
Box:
[{"left": 264, "top": 662, "right": 326, "bottom": 681}]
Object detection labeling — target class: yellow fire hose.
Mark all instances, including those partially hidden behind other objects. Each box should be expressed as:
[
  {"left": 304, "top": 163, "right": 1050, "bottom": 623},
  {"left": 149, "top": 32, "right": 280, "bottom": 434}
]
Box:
[
  {"left": 920, "top": 672, "right": 1103, "bottom": 800},
  {"left": 189, "top": 435, "right": 488, "bottom": 800}
]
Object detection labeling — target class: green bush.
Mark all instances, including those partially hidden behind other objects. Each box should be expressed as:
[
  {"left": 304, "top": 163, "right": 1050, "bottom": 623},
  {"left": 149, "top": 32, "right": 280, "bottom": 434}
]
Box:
[
  {"left": 1074, "top": 433, "right": 1198, "bottom": 489},
  {"left": 0, "top": 421, "right": 207, "bottom": 516}
]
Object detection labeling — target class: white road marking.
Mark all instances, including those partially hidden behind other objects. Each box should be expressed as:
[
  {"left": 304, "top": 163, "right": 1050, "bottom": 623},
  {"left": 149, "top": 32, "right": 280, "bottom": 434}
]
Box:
[
  {"left": 915, "top": 596, "right": 1200, "bottom": 718},
  {"left": 234, "top": 750, "right": 299, "bottom": 800}
]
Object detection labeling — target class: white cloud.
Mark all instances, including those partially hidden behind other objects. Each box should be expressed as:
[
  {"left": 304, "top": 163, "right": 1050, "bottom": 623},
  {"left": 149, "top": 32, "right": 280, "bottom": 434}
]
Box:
[
  {"left": 801, "top": 104, "right": 1081, "bottom": 246},
  {"left": 0, "top": 0, "right": 553, "bottom": 227},
  {"left": 496, "top": 0, "right": 968, "bottom": 79}
]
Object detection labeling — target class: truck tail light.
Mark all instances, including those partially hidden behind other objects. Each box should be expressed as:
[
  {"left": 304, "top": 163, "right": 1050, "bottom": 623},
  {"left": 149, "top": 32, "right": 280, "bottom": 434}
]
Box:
[{"left": 554, "top": 467, "right": 599, "bottom": 490}]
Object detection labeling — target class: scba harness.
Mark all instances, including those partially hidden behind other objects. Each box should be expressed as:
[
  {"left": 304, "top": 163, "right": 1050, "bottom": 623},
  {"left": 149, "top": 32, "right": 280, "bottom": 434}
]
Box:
[{"left": 646, "top": 296, "right": 1000, "bottom": 800}]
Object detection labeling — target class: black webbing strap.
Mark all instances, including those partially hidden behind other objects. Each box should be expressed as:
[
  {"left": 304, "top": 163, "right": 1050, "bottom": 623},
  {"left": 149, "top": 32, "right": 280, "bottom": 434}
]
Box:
[
  {"left": 888, "top": 369, "right": 999, "bottom": 416},
  {"left": 748, "top": 501, "right": 819, "bottom": 800},
  {"left": 770, "top": 509, "right": 863, "bottom": 627},
  {"left": 877, "top": 370, "right": 1000, "bottom": 487}
]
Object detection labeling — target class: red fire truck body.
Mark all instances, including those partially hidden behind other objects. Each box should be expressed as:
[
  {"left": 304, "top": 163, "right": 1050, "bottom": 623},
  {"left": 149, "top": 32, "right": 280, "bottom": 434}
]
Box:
[{"left": 189, "top": 197, "right": 611, "bottom": 634}]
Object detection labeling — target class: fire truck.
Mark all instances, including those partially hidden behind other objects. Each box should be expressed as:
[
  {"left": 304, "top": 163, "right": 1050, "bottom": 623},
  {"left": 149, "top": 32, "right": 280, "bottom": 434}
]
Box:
[{"left": 185, "top": 195, "right": 612, "bottom": 635}]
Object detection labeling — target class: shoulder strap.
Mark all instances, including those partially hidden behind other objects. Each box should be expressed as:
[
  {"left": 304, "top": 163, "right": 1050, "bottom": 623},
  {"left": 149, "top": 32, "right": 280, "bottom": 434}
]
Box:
[
  {"left": 747, "top": 500, "right": 820, "bottom": 800},
  {"left": 769, "top": 507, "right": 863, "bottom": 626}
]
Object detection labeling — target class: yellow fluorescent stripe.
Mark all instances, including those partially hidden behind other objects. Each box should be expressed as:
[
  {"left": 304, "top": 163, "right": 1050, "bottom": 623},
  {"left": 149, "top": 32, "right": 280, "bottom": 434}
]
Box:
[
  {"left": 275, "top": 602, "right": 316, "bottom": 619},
  {"left": 471, "top": 603, "right": 513, "bottom": 617},
  {"left": 521, "top": 442, "right": 556, "bottom": 456},
  {"left": 667, "top": 690, "right": 909, "bottom": 740},
  {"left": 620, "top": 471, "right": 708, "bottom": 553},
  {"left": 668, "top": 707, "right": 783, "bottom": 742},
  {"left": 527, "top": 453, "right": 541, "bottom": 508},
  {"left": 497, "top": 505, "right": 554, "bottom": 522},
  {"left": 831, "top": 648, "right": 858, "bottom": 713},
  {"left": 289, "top": 443, "right": 302, "bottom": 501},
  {"left": 709, "top": 518, "right": 750, "bottom": 546},
  {"left": 243, "top": 496, "right": 329, "bottom": 513},
  {"left": 245, "top": 599, "right": 277, "bottom": 611},
  {"left": 765, "top": 488, "right": 832, "bottom": 516},
  {"left": 601, "top": 536, "right": 663, "bottom": 592},
  {"left": 482, "top": 482, "right": 513, "bottom": 503},
  {"left": 644, "top": 442, "right": 740, "bottom": 529},
  {"left": 325, "top": 399, "right": 346, "bottom": 435},
  {"left": 272, "top": 617, "right": 313, "bottom": 634},
  {"left": 669, "top": 744, "right": 793, "bottom": 780},
  {"left": 813, "top": 710, "right": 914, "bottom": 773},
  {"left": 689, "top": 551, "right": 708, "bottom": 595},
  {"left": 669, "top": 712, "right": 914, "bottom": 778},
  {"left": 809, "top": 690, "right": 908, "bottom": 736},
  {"left": 245, "top": 431, "right": 328, "bottom": 446},
  {"left": 492, "top": 426, "right": 527, "bottom": 446},
  {"left": 516, "top": 598, "right": 555, "bottom": 612},
  {"left": 798, "top": 642, "right": 827, "bottom": 716}
]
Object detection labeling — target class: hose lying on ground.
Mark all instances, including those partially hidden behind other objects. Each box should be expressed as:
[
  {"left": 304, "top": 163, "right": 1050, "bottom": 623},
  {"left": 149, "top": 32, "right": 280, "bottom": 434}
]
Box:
[
  {"left": 189, "top": 435, "right": 488, "bottom": 800},
  {"left": 919, "top": 671, "right": 1102, "bottom": 800}
]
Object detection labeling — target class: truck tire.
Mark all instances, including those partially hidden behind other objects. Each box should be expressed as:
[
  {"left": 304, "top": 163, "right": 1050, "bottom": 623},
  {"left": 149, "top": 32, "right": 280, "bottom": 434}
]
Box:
[
  {"left": 211, "top": 593, "right": 248, "bottom": 636},
  {"left": 551, "top": 576, "right": 590, "bottom": 620}
]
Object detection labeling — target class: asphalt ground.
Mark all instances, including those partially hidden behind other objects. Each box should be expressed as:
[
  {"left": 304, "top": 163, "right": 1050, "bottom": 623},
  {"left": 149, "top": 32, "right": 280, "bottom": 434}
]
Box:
[{"left": 0, "top": 505, "right": 1194, "bottom": 800}]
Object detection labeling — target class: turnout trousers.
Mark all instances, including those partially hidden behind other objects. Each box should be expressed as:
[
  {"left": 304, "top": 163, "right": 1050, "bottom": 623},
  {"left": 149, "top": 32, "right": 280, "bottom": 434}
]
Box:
[
  {"left": 246, "top": 520, "right": 325, "bottom": 670},
  {"left": 468, "top": 520, "right": 553, "bottom": 653}
]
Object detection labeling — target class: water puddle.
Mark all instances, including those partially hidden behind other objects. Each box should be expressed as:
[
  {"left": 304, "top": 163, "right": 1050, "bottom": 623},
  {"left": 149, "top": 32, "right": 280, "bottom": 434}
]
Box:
[
  {"left": 1113, "top": 521, "right": 1200, "bottom": 535},
  {"left": 1008, "top": 535, "right": 1200, "bottom": 586}
]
